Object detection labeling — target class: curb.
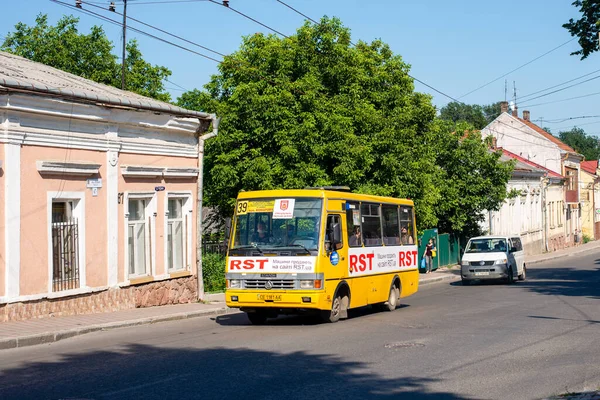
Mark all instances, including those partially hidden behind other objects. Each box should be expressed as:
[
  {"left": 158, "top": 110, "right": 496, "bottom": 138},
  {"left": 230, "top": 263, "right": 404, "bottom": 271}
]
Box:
[
  {"left": 0, "top": 305, "right": 231, "bottom": 351},
  {"left": 419, "top": 271, "right": 461, "bottom": 286},
  {"left": 529, "top": 244, "right": 600, "bottom": 265}
]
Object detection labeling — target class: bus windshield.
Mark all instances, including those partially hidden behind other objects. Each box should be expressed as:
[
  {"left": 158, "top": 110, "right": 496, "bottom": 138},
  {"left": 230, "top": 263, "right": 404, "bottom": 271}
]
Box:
[{"left": 231, "top": 198, "right": 323, "bottom": 254}]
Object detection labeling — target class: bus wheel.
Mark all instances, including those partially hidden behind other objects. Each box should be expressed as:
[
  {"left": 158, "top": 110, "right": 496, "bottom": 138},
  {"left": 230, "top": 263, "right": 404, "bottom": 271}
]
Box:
[
  {"left": 322, "top": 294, "right": 342, "bottom": 323},
  {"left": 247, "top": 310, "right": 268, "bottom": 325},
  {"left": 382, "top": 285, "right": 400, "bottom": 312}
]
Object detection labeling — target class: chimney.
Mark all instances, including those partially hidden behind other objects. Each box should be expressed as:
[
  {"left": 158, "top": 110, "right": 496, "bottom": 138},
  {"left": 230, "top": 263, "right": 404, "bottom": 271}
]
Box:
[
  {"left": 523, "top": 110, "right": 530, "bottom": 121},
  {"left": 512, "top": 105, "right": 518, "bottom": 118},
  {"left": 500, "top": 101, "right": 509, "bottom": 113}
]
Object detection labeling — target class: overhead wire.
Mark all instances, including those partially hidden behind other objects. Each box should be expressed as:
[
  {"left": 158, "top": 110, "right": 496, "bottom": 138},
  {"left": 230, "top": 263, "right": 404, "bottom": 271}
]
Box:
[
  {"left": 520, "top": 91, "right": 600, "bottom": 108},
  {"left": 458, "top": 38, "right": 576, "bottom": 100},
  {"left": 519, "top": 68, "right": 600, "bottom": 101},
  {"left": 271, "top": 0, "right": 464, "bottom": 103},
  {"left": 515, "top": 74, "right": 600, "bottom": 104},
  {"left": 81, "top": 0, "right": 226, "bottom": 57},
  {"left": 51, "top": 0, "right": 222, "bottom": 62}
]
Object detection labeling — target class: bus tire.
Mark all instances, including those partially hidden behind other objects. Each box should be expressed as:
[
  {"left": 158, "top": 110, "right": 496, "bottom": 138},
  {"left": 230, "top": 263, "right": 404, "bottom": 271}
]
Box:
[
  {"left": 322, "top": 294, "right": 342, "bottom": 323},
  {"left": 381, "top": 279, "right": 400, "bottom": 312},
  {"left": 247, "top": 310, "right": 268, "bottom": 325}
]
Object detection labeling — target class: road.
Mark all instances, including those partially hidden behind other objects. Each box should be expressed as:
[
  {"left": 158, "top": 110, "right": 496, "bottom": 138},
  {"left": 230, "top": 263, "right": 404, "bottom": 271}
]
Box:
[{"left": 1, "top": 251, "right": 599, "bottom": 400}]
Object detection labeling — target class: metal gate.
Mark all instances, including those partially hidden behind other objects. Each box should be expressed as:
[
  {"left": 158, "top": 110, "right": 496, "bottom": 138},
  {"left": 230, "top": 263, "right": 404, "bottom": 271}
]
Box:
[{"left": 52, "top": 219, "right": 80, "bottom": 292}]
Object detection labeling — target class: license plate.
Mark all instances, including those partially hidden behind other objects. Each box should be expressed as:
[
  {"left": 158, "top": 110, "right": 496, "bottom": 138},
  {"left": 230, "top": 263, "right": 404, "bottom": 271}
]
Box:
[
  {"left": 257, "top": 294, "right": 282, "bottom": 301},
  {"left": 474, "top": 271, "right": 489, "bottom": 276}
]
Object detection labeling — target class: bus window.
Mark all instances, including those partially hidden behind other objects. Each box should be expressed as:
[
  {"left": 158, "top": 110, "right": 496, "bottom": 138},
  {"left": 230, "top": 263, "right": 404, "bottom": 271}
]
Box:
[
  {"left": 382, "top": 204, "right": 400, "bottom": 245},
  {"left": 346, "top": 202, "right": 362, "bottom": 247},
  {"left": 361, "top": 203, "right": 382, "bottom": 247},
  {"left": 325, "top": 214, "right": 343, "bottom": 251},
  {"left": 400, "top": 206, "right": 415, "bottom": 245}
]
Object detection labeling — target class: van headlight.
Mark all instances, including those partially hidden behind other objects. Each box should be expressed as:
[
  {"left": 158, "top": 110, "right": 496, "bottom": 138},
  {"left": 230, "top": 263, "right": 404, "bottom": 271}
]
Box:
[
  {"left": 494, "top": 259, "right": 507, "bottom": 265},
  {"left": 228, "top": 279, "right": 241, "bottom": 288},
  {"left": 461, "top": 260, "right": 470, "bottom": 266}
]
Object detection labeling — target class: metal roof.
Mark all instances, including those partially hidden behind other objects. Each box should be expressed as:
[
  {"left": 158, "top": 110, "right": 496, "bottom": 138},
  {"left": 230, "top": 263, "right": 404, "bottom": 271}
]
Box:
[{"left": 0, "top": 51, "right": 213, "bottom": 121}]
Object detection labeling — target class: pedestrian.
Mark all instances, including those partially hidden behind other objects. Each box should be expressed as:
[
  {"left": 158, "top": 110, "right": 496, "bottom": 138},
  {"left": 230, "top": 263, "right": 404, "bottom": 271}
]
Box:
[
  {"left": 424, "top": 238, "right": 436, "bottom": 274},
  {"left": 349, "top": 226, "right": 362, "bottom": 247}
]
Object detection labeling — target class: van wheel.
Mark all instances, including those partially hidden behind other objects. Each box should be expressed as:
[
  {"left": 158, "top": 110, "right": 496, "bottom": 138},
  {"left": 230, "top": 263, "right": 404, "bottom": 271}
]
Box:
[
  {"left": 322, "top": 294, "right": 342, "bottom": 323},
  {"left": 506, "top": 267, "right": 515, "bottom": 284},
  {"left": 518, "top": 265, "right": 527, "bottom": 281},
  {"left": 247, "top": 311, "right": 268, "bottom": 325},
  {"left": 381, "top": 285, "right": 400, "bottom": 311}
]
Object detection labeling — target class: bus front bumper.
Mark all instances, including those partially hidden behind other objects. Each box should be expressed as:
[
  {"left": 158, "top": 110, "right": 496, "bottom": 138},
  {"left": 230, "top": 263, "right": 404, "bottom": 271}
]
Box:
[{"left": 226, "top": 290, "right": 328, "bottom": 310}]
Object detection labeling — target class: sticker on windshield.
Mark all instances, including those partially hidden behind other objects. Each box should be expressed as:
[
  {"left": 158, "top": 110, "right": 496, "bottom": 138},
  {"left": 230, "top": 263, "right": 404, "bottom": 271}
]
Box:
[{"left": 273, "top": 199, "right": 295, "bottom": 219}]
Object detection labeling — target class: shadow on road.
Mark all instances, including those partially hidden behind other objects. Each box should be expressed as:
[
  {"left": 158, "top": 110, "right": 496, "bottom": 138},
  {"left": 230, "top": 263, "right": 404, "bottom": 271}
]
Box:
[
  {"left": 215, "top": 304, "right": 411, "bottom": 327},
  {"left": 0, "top": 344, "right": 470, "bottom": 400},
  {"left": 514, "top": 266, "right": 600, "bottom": 299}
]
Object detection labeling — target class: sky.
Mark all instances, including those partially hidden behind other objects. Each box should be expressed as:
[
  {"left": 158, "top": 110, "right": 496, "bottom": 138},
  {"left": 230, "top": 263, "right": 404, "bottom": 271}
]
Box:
[{"left": 2, "top": 0, "right": 599, "bottom": 135}]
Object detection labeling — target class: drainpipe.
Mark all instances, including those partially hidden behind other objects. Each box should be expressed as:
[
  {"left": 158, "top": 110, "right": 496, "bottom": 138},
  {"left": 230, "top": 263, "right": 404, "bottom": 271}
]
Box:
[
  {"left": 196, "top": 114, "right": 220, "bottom": 301},
  {"left": 541, "top": 176, "right": 549, "bottom": 252}
]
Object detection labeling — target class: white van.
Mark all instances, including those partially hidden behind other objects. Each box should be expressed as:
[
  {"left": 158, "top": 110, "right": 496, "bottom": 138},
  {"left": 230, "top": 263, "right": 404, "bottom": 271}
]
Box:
[{"left": 460, "top": 235, "right": 526, "bottom": 285}]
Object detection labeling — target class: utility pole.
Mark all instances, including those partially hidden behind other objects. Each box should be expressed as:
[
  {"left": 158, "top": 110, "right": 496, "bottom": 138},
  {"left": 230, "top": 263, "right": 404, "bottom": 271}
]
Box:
[{"left": 121, "top": 0, "right": 127, "bottom": 90}]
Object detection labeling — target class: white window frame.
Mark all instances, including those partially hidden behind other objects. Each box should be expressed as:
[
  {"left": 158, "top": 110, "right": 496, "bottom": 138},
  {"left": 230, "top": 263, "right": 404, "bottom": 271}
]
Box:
[
  {"left": 164, "top": 191, "right": 193, "bottom": 273},
  {"left": 124, "top": 192, "right": 157, "bottom": 280},
  {"left": 47, "top": 192, "right": 86, "bottom": 294}
]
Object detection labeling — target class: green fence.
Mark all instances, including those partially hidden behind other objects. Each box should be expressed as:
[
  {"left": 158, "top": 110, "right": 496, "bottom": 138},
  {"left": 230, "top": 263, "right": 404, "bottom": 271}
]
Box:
[{"left": 418, "top": 230, "right": 462, "bottom": 273}]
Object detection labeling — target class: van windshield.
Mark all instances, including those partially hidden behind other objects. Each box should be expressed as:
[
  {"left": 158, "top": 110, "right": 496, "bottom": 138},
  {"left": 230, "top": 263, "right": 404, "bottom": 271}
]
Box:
[{"left": 465, "top": 238, "right": 507, "bottom": 253}]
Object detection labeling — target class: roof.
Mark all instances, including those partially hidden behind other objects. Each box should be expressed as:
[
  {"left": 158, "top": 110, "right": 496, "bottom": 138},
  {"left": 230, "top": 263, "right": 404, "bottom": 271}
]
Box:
[
  {"left": 500, "top": 148, "right": 564, "bottom": 179},
  {"left": 581, "top": 160, "right": 598, "bottom": 175},
  {"left": 515, "top": 116, "right": 575, "bottom": 153},
  {"left": 236, "top": 189, "right": 415, "bottom": 205},
  {"left": 0, "top": 51, "right": 212, "bottom": 121}
]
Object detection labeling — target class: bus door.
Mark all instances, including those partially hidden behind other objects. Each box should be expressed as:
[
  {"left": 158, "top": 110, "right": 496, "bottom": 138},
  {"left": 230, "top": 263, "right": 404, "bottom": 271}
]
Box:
[{"left": 324, "top": 214, "right": 346, "bottom": 281}]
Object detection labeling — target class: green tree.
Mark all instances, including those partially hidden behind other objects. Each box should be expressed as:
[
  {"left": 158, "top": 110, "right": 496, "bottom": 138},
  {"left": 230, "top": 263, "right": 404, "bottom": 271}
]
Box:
[
  {"left": 559, "top": 127, "right": 600, "bottom": 160},
  {"left": 179, "top": 18, "right": 513, "bottom": 234},
  {"left": 481, "top": 101, "right": 503, "bottom": 124},
  {"left": 563, "top": 0, "right": 600, "bottom": 60},
  {"left": 439, "top": 102, "right": 487, "bottom": 129},
  {"left": 2, "top": 14, "right": 171, "bottom": 101}
]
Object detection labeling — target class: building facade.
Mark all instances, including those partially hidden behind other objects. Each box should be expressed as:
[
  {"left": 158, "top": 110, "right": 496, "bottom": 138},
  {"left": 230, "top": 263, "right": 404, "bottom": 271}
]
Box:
[
  {"left": 0, "top": 52, "right": 217, "bottom": 321},
  {"left": 481, "top": 103, "right": 582, "bottom": 251}
]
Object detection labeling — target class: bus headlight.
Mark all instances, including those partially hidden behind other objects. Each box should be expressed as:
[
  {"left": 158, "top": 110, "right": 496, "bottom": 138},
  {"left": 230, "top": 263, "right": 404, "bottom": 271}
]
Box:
[
  {"left": 300, "top": 280, "right": 314, "bottom": 289},
  {"left": 228, "top": 279, "right": 241, "bottom": 289}
]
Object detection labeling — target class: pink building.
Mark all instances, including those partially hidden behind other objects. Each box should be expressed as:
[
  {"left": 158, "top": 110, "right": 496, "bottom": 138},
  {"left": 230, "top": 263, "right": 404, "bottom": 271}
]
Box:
[{"left": 0, "top": 52, "right": 218, "bottom": 321}]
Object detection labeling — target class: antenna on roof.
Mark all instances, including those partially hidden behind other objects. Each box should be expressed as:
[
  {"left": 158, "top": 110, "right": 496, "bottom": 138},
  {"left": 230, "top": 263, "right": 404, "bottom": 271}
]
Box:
[{"left": 504, "top": 79, "right": 507, "bottom": 102}]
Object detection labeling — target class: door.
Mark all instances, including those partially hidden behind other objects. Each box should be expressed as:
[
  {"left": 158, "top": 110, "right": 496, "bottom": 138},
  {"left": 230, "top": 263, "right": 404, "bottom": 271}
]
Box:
[
  {"left": 512, "top": 237, "right": 525, "bottom": 275},
  {"left": 324, "top": 214, "right": 346, "bottom": 281}
]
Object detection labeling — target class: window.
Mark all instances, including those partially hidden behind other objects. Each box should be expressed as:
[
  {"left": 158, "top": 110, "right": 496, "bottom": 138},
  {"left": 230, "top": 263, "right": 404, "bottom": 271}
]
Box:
[
  {"left": 128, "top": 198, "right": 149, "bottom": 277},
  {"left": 382, "top": 205, "right": 400, "bottom": 245},
  {"left": 512, "top": 237, "right": 523, "bottom": 251},
  {"left": 361, "top": 203, "right": 382, "bottom": 246},
  {"left": 325, "top": 214, "right": 343, "bottom": 251},
  {"left": 558, "top": 201, "right": 563, "bottom": 226},
  {"left": 51, "top": 200, "right": 80, "bottom": 292},
  {"left": 400, "top": 206, "right": 415, "bottom": 245},
  {"left": 346, "top": 202, "right": 362, "bottom": 247},
  {"left": 167, "top": 198, "right": 186, "bottom": 271},
  {"left": 549, "top": 202, "right": 554, "bottom": 228}
]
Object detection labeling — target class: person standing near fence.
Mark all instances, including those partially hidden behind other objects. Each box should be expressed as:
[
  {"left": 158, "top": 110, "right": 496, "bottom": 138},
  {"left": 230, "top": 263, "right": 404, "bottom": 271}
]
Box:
[{"left": 424, "top": 238, "right": 436, "bottom": 274}]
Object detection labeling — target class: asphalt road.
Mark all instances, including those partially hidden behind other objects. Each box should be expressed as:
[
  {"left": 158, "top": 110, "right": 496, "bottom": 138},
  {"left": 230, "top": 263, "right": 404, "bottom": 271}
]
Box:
[{"left": 1, "top": 252, "right": 599, "bottom": 400}]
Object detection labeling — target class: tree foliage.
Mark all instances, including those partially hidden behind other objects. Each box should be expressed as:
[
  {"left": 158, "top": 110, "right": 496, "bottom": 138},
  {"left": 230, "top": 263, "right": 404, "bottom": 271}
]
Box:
[
  {"left": 559, "top": 127, "right": 600, "bottom": 160},
  {"left": 439, "top": 101, "right": 504, "bottom": 130},
  {"left": 563, "top": 0, "right": 600, "bottom": 60},
  {"left": 1, "top": 14, "right": 172, "bottom": 101},
  {"left": 178, "top": 18, "right": 513, "bottom": 235}
]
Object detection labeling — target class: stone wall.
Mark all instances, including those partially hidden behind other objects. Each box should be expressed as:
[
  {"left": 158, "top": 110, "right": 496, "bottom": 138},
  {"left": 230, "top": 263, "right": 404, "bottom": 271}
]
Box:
[{"left": 0, "top": 276, "right": 197, "bottom": 322}]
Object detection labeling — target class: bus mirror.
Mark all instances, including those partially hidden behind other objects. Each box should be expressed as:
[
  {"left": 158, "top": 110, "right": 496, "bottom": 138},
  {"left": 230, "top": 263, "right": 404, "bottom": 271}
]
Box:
[{"left": 224, "top": 218, "right": 232, "bottom": 244}]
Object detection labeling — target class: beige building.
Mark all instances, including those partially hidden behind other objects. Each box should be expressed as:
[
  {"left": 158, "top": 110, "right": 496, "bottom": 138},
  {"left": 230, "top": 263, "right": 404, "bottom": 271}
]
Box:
[
  {"left": 0, "top": 52, "right": 217, "bottom": 321},
  {"left": 580, "top": 161, "right": 599, "bottom": 240}
]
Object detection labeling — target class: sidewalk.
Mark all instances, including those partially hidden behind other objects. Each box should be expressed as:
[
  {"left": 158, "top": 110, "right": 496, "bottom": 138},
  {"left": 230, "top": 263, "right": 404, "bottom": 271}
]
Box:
[
  {"left": 0, "top": 268, "right": 463, "bottom": 351},
  {"left": 527, "top": 239, "right": 600, "bottom": 265}
]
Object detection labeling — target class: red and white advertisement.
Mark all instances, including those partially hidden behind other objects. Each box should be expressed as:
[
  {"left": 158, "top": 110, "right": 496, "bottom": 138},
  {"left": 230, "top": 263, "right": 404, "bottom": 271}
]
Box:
[
  {"left": 228, "top": 256, "right": 317, "bottom": 273},
  {"left": 348, "top": 245, "right": 418, "bottom": 276},
  {"left": 272, "top": 199, "right": 295, "bottom": 219}
]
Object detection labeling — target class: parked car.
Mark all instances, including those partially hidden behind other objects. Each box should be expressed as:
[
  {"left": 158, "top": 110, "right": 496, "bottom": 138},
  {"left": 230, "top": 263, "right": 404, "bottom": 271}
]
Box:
[{"left": 460, "top": 235, "right": 526, "bottom": 285}]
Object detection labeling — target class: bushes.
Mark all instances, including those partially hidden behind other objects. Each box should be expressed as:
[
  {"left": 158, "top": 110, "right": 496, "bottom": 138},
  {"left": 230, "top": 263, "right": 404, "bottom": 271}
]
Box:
[
  {"left": 583, "top": 234, "right": 592, "bottom": 244},
  {"left": 202, "top": 253, "right": 226, "bottom": 293}
]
